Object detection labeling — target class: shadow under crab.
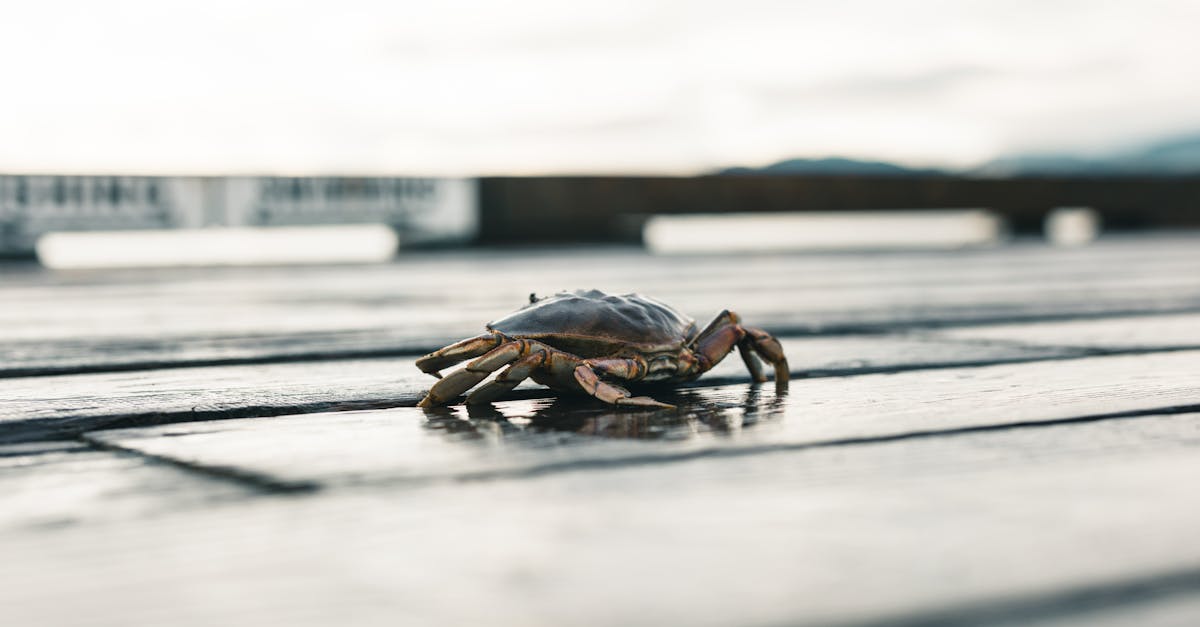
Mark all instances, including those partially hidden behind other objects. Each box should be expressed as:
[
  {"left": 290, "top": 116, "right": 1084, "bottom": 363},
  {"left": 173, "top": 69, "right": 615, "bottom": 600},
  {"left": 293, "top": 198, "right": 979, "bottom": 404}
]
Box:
[
  {"left": 416, "top": 289, "right": 789, "bottom": 408},
  {"left": 422, "top": 386, "right": 788, "bottom": 442}
]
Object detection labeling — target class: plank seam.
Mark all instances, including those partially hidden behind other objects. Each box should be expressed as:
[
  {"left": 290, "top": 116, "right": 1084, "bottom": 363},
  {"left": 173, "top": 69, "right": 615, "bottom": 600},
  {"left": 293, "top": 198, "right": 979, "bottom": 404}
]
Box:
[
  {"left": 340, "top": 404, "right": 1200, "bottom": 488},
  {"left": 76, "top": 432, "right": 321, "bottom": 495},
  {"left": 910, "top": 329, "right": 1200, "bottom": 362},
  {"left": 826, "top": 565, "right": 1200, "bottom": 627}
]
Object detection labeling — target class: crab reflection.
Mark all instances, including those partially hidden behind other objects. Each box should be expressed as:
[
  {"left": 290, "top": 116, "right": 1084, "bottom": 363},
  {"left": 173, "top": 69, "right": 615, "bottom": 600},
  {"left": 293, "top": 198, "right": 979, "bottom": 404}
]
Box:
[{"left": 421, "top": 386, "right": 787, "bottom": 443}]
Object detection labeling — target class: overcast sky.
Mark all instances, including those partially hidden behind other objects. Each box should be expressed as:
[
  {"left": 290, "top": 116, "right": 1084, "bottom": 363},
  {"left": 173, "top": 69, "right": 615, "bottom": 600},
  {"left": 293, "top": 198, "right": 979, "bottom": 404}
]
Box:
[{"left": 2, "top": 0, "right": 1198, "bottom": 175}]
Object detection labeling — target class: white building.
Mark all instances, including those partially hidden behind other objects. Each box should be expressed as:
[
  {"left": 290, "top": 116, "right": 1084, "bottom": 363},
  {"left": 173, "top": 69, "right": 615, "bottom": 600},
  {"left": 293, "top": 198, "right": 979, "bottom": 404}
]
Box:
[{"left": 0, "top": 175, "right": 477, "bottom": 255}]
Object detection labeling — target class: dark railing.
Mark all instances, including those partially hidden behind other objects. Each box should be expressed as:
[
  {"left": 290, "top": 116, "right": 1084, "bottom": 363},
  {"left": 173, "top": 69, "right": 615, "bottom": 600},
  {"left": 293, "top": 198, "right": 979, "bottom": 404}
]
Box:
[
  {"left": 4, "top": 174, "right": 1200, "bottom": 256},
  {"left": 477, "top": 175, "right": 1200, "bottom": 244}
]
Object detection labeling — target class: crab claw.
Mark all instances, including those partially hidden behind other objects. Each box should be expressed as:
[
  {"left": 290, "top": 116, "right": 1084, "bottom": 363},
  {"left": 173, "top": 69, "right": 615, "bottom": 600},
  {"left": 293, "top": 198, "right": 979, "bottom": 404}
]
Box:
[{"left": 573, "top": 365, "right": 675, "bottom": 409}]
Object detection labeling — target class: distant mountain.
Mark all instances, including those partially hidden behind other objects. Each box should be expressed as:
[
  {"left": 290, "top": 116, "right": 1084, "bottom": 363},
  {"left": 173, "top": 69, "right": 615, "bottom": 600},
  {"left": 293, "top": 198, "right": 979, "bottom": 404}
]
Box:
[
  {"left": 975, "top": 133, "right": 1200, "bottom": 177},
  {"left": 718, "top": 157, "right": 945, "bottom": 177},
  {"left": 718, "top": 133, "right": 1200, "bottom": 178}
]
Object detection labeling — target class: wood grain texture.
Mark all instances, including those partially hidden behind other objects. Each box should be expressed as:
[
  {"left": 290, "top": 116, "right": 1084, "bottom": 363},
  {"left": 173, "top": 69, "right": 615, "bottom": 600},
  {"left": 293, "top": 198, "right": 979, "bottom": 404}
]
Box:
[
  {"left": 0, "top": 334, "right": 1071, "bottom": 443},
  {"left": 5, "top": 413, "right": 1198, "bottom": 627}
]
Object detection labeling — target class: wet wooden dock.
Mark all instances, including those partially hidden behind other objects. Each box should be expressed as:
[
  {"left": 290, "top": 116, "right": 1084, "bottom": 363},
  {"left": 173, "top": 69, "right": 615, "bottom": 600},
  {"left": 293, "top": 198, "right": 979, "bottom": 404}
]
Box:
[{"left": 3, "top": 235, "right": 1200, "bottom": 626}]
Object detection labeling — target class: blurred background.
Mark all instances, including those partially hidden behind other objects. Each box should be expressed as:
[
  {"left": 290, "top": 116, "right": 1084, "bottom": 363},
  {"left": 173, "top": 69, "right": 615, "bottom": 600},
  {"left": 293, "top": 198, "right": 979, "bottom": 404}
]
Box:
[{"left": 2, "top": 0, "right": 1199, "bottom": 265}]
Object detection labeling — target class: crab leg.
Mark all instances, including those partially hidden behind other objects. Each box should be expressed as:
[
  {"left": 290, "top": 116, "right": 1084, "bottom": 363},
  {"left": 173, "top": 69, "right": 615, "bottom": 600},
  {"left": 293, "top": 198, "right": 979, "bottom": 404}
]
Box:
[
  {"left": 692, "top": 310, "right": 744, "bottom": 368},
  {"left": 417, "top": 341, "right": 526, "bottom": 407},
  {"left": 465, "top": 349, "right": 548, "bottom": 404},
  {"left": 587, "top": 357, "right": 649, "bottom": 381},
  {"left": 737, "top": 338, "right": 767, "bottom": 383},
  {"left": 742, "top": 327, "right": 790, "bottom": 393},
  {"left": 573, "top": 365, "right": 674, "bottom": 409},
  {"left": 691, "top": 310, "right": 789, "bottom": 392},
  {"left": 415, "top": 333, "right": 504, "bottom": 378}
]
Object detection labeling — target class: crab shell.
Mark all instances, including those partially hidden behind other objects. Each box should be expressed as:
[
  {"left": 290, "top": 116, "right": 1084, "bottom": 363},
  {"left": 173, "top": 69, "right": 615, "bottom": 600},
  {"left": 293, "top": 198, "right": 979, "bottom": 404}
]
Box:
[
  {"left": 416, "top": 289, "right": 789, "bottom": 408},
  {"left": 488, "top": 290, "right": 699, "bottom": 363}
]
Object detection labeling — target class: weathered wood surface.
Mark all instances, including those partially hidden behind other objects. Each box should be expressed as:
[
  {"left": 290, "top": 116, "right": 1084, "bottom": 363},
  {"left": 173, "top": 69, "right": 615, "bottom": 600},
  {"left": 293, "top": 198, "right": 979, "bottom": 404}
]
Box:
[
  {"left": 2, "top": 236, "right": 1199, "bottom": 376},
  {"left": 0, "top": 441, "right": 254, "bottom": 532},
  {"left": 83, "top": 351, "right": 1200, "bottom": 488},
  {"left": 933, "top": 312, "right": 1200, "bottom": 351},
  {"left": 4, "top": 413, "right": 1198, "bottom": 626},
  {"left": 0, "top": 335, "right": 1071, "bottom": 443},
  {"left": 3, "top": 234, "right": 1200, "bottom": 626}
]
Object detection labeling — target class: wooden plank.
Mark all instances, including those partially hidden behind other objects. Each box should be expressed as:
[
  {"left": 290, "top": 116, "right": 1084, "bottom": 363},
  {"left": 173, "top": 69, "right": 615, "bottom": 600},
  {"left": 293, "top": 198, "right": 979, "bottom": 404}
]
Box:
[
  {"left": 3, "top": 237, "right": 1199, "bottom": 375},
  {"left": 3, "top": 236, "right": 1198, "bottom": 626},
  {"left": 0, "top": 441, "right": 254, "bottom": 532},
  {"left": 932, "top": 313, "right": 1200, "bottom": 351},
  {"left": 0, "top": 329, "right": 441, "bottom": 378},
  {"left": 5, "top": 412, "right": 1198, "bottom": 626},
  {"left": 85, "top": 350, "right": 1200, "bottom": 488},
  {"left": 0, "top": 334, "right": 1070, "bottom": 443}
]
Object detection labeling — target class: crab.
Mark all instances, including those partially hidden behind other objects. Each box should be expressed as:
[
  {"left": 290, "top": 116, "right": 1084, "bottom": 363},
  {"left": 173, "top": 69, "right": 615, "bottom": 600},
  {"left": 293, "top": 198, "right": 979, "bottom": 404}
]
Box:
[{"left": 416, "top": 289, "right": 789, "bottom": 409}]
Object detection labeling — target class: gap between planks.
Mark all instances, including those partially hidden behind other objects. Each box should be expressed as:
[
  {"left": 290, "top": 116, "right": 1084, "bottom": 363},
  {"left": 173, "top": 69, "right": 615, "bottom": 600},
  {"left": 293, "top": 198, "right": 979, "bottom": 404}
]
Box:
[
  {"left": 833, "top": 565, "right": 1200, "bottom": 627},
  {"left": 385, "top": 403, "right": 1200, "bottom": 488},
  {"left": 75, "top": 433, "right": 320, "bottom": 495}
]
